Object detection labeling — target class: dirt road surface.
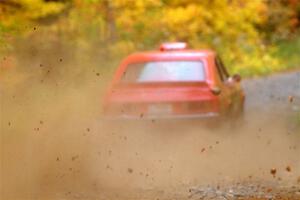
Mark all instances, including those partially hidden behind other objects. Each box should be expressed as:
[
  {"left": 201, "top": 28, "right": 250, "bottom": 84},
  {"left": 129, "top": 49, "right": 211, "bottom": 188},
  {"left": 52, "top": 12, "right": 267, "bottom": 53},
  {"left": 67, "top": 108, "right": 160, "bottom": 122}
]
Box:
[{"left": 1, "top": 70, "right": 300, "bottom": 200}]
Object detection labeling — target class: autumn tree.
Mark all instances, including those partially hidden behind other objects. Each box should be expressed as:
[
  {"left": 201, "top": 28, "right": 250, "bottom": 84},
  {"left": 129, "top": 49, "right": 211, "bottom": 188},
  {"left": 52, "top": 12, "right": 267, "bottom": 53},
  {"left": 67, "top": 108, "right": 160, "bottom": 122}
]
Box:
[{"left": 0, "top": 0, "right": 299, "bottom": 76}]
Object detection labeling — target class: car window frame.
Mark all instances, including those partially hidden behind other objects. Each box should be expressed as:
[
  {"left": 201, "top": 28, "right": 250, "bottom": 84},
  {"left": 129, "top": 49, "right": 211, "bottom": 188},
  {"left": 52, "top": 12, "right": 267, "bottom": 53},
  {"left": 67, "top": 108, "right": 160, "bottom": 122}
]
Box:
[{"left": 215, "top": 56, "right": 229, "bottom": 82}]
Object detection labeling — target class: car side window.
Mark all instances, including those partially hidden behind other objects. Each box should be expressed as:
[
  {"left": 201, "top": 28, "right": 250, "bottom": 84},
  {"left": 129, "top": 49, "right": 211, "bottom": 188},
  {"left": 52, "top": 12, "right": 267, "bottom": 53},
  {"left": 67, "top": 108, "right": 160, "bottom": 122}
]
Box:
[{"left": 215, "top": 56, "right": 229, "bottom": 82}]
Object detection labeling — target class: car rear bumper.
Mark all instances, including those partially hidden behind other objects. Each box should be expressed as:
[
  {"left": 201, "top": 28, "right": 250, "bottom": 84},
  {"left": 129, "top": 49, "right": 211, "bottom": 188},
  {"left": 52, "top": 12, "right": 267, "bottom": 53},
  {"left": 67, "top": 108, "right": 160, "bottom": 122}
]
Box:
[{"left": 103, "top": 112, "right": 220, "bottom": 121}]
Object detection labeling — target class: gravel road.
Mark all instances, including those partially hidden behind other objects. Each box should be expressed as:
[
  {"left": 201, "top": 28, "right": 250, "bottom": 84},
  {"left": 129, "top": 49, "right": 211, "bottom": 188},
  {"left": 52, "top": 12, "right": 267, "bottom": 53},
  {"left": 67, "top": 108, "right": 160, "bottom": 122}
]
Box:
[{"left": 243, "top": 70, "right": 300, "bottom": 116}]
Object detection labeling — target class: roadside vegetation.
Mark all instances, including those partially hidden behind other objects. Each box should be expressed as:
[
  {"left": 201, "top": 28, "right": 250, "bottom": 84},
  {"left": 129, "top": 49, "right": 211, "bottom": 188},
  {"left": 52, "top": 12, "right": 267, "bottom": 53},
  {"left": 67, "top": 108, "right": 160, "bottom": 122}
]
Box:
[{"left": 0, "top": 0, "right": 300, "bottom": 79}]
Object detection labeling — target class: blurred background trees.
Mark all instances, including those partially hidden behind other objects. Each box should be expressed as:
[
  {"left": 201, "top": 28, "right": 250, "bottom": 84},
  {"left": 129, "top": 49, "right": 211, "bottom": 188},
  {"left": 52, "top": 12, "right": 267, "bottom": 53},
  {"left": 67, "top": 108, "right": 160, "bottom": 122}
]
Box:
[{"left": 0, "top": 0, "right": 299, "bottom": 77}]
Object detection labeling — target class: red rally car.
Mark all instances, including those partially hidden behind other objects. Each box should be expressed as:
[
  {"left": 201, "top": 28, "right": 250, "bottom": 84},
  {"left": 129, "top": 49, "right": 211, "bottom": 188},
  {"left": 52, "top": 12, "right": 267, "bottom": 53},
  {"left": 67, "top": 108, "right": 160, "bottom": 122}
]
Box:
[{"left": 103, "top": 42, "right": 245, "bottom": 120}]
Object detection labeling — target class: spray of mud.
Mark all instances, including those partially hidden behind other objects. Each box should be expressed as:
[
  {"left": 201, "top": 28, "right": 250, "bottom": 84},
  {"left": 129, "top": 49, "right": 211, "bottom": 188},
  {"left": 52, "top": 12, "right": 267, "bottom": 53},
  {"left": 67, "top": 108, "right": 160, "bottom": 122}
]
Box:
[{"left": 1, "top": 41, "right": 300, "bottom": 200}]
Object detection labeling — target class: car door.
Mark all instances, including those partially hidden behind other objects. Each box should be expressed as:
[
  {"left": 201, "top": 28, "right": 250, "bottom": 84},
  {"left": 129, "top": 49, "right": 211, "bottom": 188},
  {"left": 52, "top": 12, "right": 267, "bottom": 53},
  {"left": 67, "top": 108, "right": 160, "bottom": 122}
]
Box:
[{"left": 214, "top": 56, "right": 237, "bottom": 114}]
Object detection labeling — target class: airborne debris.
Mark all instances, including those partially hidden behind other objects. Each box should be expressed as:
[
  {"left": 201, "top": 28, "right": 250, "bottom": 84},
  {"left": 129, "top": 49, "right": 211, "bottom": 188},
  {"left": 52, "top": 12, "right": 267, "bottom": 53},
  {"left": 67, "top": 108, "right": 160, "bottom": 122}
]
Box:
[
  {"left": 270, "top": 168, "right": 277, "bottom": 177},
  {"left": 288, "top": 95, "right": 294, "bottom": 103},
  {"left": 127, "top": 168, "right": 133, "bottom": 173},
  {"left": 71, "top": 155, "right": 79, "bottom": 161},
  {"left": 266, "top": 188, "right": 272, "bottom": 193}
]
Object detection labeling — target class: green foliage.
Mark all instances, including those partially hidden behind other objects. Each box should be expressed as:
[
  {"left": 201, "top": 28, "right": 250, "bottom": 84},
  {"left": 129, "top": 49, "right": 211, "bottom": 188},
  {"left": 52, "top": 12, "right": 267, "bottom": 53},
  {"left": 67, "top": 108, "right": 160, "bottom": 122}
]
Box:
[{"left": 275, "top": 36, "right": 300, "bottom": 70}]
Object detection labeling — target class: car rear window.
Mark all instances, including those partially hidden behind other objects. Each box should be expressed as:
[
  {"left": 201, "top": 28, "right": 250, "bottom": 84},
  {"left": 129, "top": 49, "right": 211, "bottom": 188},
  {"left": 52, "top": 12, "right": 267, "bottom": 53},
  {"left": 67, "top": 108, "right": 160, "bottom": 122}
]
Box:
[{"left": 121, "top": 61, "right": 205, "bottom": 83}]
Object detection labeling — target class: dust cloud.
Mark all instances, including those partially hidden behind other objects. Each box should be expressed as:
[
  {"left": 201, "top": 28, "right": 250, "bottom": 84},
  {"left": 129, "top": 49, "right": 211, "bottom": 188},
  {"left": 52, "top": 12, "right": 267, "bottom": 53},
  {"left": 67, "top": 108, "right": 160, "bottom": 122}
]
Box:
[{"left": 1, "top": 44, "right": 300, "bottom": 199}]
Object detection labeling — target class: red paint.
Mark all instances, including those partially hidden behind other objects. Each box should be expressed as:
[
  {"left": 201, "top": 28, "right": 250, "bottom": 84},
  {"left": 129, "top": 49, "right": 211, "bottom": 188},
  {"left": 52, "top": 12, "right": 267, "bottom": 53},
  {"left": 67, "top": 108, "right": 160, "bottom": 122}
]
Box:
[{"left": 103, "top": 43, "right": 244, "bottom": 119}]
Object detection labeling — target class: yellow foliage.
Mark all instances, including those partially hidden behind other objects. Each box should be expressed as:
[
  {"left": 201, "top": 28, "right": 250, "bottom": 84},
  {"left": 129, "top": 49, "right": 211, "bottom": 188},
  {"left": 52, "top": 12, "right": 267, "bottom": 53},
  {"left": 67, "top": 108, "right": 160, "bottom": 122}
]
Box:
[
  {"left": 0, "top": 0, "right": 298, "bottom": 76},
  {"left": 21, "top": 0, "right": 65, "bottom": 19}
]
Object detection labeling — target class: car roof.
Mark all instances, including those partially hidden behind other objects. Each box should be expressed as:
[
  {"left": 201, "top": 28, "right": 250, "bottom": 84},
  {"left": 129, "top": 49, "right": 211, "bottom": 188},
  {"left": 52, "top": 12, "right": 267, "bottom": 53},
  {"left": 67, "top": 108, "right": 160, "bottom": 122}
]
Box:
[
  {"left": 123, "top": 49, "right": 216, "bottom": 63},
  {"left": 112, "top": 49, "right": 217, "bottom": 85}
]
